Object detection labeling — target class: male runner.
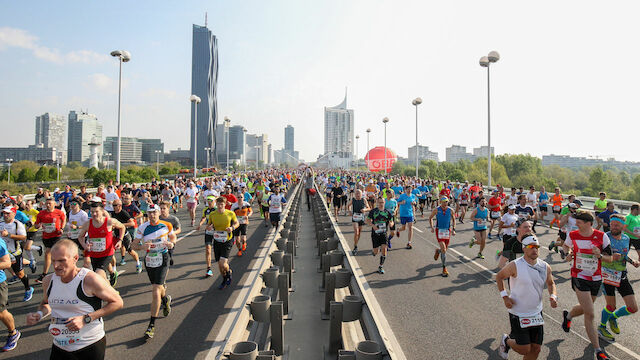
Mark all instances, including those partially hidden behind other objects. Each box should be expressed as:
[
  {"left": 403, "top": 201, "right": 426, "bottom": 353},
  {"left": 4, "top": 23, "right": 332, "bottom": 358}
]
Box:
[
  {"left": 347, "top": 189, "right": 370, "bottom": 255},
  {"left": 367, "top": 197, "right": 393, "bottom": 274},
  {"left": 231, "top": 192, "right": 252, "bottom": 257},
  {"left": 34, "top": 198, "right": 67, "bottom": 284},
  {"left": 197, "top": 196, "right": 218, "bottom": 277},
  {"left": 111, "top": 199, "right": 142, "bottom": 274},
  {"left": 205, "top": 197, "right": 239, "bottom": 290},
  {"left": 0, "top": 207, "right": 33, "bottom": 302},
  {"left": 267, "top": 187, "right": 287, "bottom": 228},
  {"left": 487, "top": 191, "right": 502, "bottom": 239},
  {"left": 429, "top": 197, "right": 456, "bottom": 277},
  {"left": 469, "top": 197, "right": 489, "bottom": 259},
  {"left": 396, "top": 186, "right": 417, "bottom": 249},
  {"left": 185, "top": 182, "right": 199, "bottom": 226},
  {"left": 623, "top": 203, "right": 640, "bottom": 259}
]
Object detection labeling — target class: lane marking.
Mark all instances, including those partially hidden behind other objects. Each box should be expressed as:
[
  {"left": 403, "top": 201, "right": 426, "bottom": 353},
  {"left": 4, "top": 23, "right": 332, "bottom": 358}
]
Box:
[
  {"left": 175, "top": 229, "right": 196, "bottom": 243},
  {"left": 413, "top": 227, "right": 423, "bottom": 233}
]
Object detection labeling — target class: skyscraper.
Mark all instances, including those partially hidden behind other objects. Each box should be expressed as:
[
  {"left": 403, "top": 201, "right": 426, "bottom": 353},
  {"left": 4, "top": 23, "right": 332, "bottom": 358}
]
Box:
[
  {"left": 35, "top": 113, "right": 66, "bottom": 160},
  {"left": 190, "top": 23, "right": 219, "bottom": 167},
  {"left": 67, "top": 110, "right": 102, "bottom": 165},
  {"left": 324, "top": 91, "right": 354, "bottom": 166},
  {"left": 284, "top": 125, "right": 294, "bottom": 153}
]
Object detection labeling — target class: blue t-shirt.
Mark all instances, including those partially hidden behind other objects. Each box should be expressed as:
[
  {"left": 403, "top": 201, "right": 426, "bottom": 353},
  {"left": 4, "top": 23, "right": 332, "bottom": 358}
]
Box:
[
  {"left": 0, "top": 239, "right": 7, "bottom": 282},
  {"left": 411, "top": 188, "right": 422, "bottom": 199},
  {"left": 243, "top": 193, "right": 253, "bottom": 202},
  {"left": 452, "top": 188, "right": 462, "bottom": 200},
  {"left": 385, "top": 199, "right": 398, "bottom": 213},
  {"left": 473, "top": 207, "right": 488, "bottom": 230},
  {"left": 15, "top": 211, "right": 30, "bottom": 225},
  {"left": 396, "top": 193, "right": 416, "bottom": 218},
  {"left": 597, "top": 209, "right": 618, "bottom": 226},
  {"left": 417, "top": 186, "right": 428, "bottom": 200},
  {"left": 391, "top": 186, "right": 404, "bottom": 196}
]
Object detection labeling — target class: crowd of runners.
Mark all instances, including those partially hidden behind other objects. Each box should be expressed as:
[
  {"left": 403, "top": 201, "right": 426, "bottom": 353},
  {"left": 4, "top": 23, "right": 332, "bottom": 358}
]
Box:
[
  {"left": 313, "top": 170, "right": 640, "bottom": 360},
  {"left": 0, "top": 170, "right": 298, "bottom": 359}
]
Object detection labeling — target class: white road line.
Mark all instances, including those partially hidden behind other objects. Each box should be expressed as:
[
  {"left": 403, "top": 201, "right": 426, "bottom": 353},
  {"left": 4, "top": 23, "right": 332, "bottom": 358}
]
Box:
[
  {"left": 412, "top": 230, "right": 640, "bottom": 360},
  {"left": 413, "top": 227, "right": 423, "bottom": 233},
  {"left": 175, "top": 229, "right": 196, "bottom": 243}
]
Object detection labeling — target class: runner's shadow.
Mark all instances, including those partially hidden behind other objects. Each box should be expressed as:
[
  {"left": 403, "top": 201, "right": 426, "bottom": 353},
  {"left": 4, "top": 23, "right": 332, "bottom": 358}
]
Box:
[
  {"left": 108, "top": 336, "right": 148, "bottom": 349},
  {"left": 545, "top": 338, "right": 564, "bottom": 360},
  {"left": 473, "top": 337, "right": 502, "bottom": 359},
  {"left": 438, "top": 272, "right": 492, "bottom": 296}
]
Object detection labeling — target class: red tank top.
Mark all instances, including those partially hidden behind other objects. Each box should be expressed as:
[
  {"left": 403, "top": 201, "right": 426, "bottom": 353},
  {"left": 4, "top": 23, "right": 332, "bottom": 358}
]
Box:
[
  {"left": 86, "top": 218, "right": 114, "bottom": 258},
  {"left": 570, "top": 229, "right": 606, "bottom": 281}
]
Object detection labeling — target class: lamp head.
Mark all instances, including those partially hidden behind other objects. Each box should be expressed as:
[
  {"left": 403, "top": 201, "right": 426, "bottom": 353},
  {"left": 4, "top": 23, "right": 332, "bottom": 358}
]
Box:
[
  {"left": 382, "top": 117, "right": 389, "bottom": 124},
  {"left": 488, "top": 51, "right": 500, "bottom": 63},
  {"left": 412, "top": 97, "right": 423, "bottom": 106},
  {"left": 366, "top": 128, "right": 371, "bottom": 133},
  {"left": 189, "top": 95, "right": 201, "bottom": 103},
  {"left": 479, "top": 56, "right": 490, "bottom": 67}
]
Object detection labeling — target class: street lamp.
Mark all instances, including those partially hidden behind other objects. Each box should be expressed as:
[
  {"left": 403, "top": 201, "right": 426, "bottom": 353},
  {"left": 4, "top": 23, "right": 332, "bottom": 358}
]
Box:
[
  {"left": 366, "top": 128, "right": 371, "bottom": 169},
  {"left": 5, "top": 159, "right": 13, "bottom": 183},
  {"left": 110, "top": 50, "right": 131, "bottom": 185},
  {"left": 224, "top": 116, "right": 231, "bottom": 172},
  {"left": 243, "top": 128, "right": 248, "bottom": 172},
  {"left": 480, "top": 50, "right": 500, "bottom": 187},
  {"left": 203, "top": 147, "right": 211, "bottom": 169},
  {"left": 412, "top": 97, "right": 422, "bottom": 178},
  {"left": 56, "top": 152, "right": 62, "bottom": 183},
  {"left": 382, "top": 118, "right": 389, "bottom": 174},
  {"left": 190, "top": 95, "right": 201, "bottom": 178},
  {"left": 154, "top": 150, "right": 162, "bottom": 175},
  {"left": 355, "top": 135, "right": 360, "bottom": 169}
]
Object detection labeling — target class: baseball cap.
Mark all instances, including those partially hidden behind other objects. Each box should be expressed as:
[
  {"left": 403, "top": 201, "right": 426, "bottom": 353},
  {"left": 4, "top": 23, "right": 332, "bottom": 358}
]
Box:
[
  {"left": 147, "top": 204, "right": 160, "bottom": 212},
  {"left": 568, "top": 203, "right": 578, "bottom": 209},
  {"left": 440, "top": 197, "right": 449, "bottom": 202},
  {"left": 206, "top": 196, "right": 216, "bottom": 201},
  {"left": 573, "top": 199, "right": 583, "bottom": 206},
  {"left": 508, "top": 204, "right": 516, "bottom": 210},
  {"left": 2, "top": 207, "right": 15, "bottom": 213},
  {"left": 54, "top": 188, "right": 60, "bottom": 192},
  {"left": 522, "top": 235, "right": 539, "bottom": 247}
]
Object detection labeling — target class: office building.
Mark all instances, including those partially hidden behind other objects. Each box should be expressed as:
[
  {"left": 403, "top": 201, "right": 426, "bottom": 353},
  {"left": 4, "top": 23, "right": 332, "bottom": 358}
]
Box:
[
  {"left": 190, "top": 23, "right": 219, "bottom": 167},
  {"left": 445, "top": 145, "right": 476, "bottom": 163},
  {"left": 104, "top": 137, "right": 143, "bottom": 164},
  {"left": 0, "top": 145, "right": 58, "bottom": 165},
  {"left": 542, "top": 154, "right": 640, "bottom": 170},
  {"left": 165, "top": 148, "right": 192, "bottom": 166},
  {"left": 245, "top": 133, "right": 269, "bottom": 165},
  {"left": 473, "top": 146, "right": 495, "bottom": 158},
  {"left": 408, "top": 145, "right": 439, "bottom": 164},
  {"left": 140, "top": 139, "right": 164, "bottom": 163},
  {"left": 324, "top": 91, "right": 354, "bottom": 167},
  {"left": 284, "top": 125, "right": 294, "bottom": 153},
  {"left": 35, "top": 113, "right": 66, "bottom": 163},
  {"left": 67, "top": 110, "right": 102, "bottom": 166}
]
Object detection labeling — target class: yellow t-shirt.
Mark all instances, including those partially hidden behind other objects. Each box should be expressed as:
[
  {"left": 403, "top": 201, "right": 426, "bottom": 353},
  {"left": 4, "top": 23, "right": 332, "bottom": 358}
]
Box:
[
  {"left": 207, "top": 210, "right": 238, "bottom": 241},
  {"left": 25, "top": 208, "right": 39, "bottom": 232}
]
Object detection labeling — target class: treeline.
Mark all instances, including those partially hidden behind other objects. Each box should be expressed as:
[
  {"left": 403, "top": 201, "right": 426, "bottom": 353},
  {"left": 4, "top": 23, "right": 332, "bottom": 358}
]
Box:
[{"left": 390, "top": 154, "right": 640, "bottom": 202}]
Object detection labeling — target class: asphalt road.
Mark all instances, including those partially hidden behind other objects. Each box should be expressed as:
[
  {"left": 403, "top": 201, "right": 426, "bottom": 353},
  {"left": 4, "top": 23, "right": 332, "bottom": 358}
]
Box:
[
  {"left": 3, "top": 201, "right": 277, "bottom": 360},
  {"left": 333, "top": 205, "right": 640, "bottom": 360}
]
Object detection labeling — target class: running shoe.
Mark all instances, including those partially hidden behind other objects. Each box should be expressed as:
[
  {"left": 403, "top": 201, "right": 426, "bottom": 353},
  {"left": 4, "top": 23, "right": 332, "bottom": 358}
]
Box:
[
  {"left": 109, "top": 270, "right": 119, "bottom": 287},
  {"left": 35, "top": 274, "right": 45, "bottom": 284},
  {"left": 136, "top": 263, "right": 142, "bottom": 274},
  {"left": 396, "top": 231, "right": 400, "bottom": 238},
  {"left": 559, "top": 249, "right": 566, "bottom": 260},
  {"left": 497, "top": 334, "right": 509, "bottom": 359},
  {"left": 37, "top": 247, "right": 43, "bottom": 257},
  {"left": 23, "top": 287, "right": 34, "bottom": 302},
  {"left": 595, "top": 350, "right": 610, "bottom": 359},
  {"left": 1, "top": 330, "right": 20, "bottom": 352},
  {"left": 406, "top": 243, "right": 412, "bottom": 250},
  {"left": 225, "top": 271, "right": 233, "bottom": 286},
  {"left": 144, "top": 325, "right": 155, "bottom": 340},
  {"left": 352, "top": 247, "right": 358, "bottom": 256},
  {"left": 378, "top": 266, "right": 385, "bottom": 274},
  {"left": 487, "top": 233, "right": 492, "bottom": 239},
  {"left": 206, "top": 269, "right": 213, "bottom": 277},
  {"left": 162, "top": 295, "right": 172, "bottom": 317},
  {"left": 562, "top": 310, "right": 571, "bottom": 332},
  {"left": 237, "top": 250, "right": 243, "bottom": 257},
  {"left": 477, "top": 253, "right": 485, "bottom": 259},
  {"left": 442, "top": 268, "right": 449, "bottom": 277},
  {"left": 242, "top": 243, "right": 247, "bottom": 251},
  {"left": 495, "top": 250, "right": 502, "bottom": 262},
  {"left": 434, "top": 249, "right": 440, "bottom": 261},
  {"left": 119, "top": 258, "right": 126, "bottom": 266},
  {"left": 548, "top": 242, "right": 555, "bottom": 251},
  {"left": 387, "top": 236, "right": 392, "bottom": 249},
  {"left": 28, "top": 261, "right": 36, "bottom": 274},
  {"left": 6, "top": 276, "right": 19, "bottom": 285},
  {"left": 609, "top": 317, "right": 620, "bottom": 334},
  {"left": 469, "top": 238, "right": 475, "bottom": 248},
  {"left": 598, "top": 326, "right": 615, "bottom": 341}
]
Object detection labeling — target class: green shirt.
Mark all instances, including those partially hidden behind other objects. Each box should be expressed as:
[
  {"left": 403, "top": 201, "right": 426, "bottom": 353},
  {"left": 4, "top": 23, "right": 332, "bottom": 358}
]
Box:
[
  {"left": 560, "top": 206, "right": 571, "bottom": 215},
  {"left": 625, "top": 214, "right": 640, "bottom": 240},
  {"left": 594, "top": 199, "right": 607, "bottom": 212}
]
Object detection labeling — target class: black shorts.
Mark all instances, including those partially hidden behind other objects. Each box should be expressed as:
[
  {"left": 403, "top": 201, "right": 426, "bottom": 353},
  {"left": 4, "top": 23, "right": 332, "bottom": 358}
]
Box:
[
  {"left": 270, "top": 212, "right": 281, "bottom": 224},
  {"left": 509, "top": 313, "right": 544, "bottom": 346},
  {"left": 0, "top": 282, "right": 7, "bottom": 312},
  {"left": 213, "top": 240, "right": 234, "bottom": 262},
  {"left": 233, "top": 224, "right": 248, "bottom": 236},
  {"left": 571, "top": 277, "right": 602, "bottom": 297},
  {"left": 333, "top": 198, "right": 341, "bottom": 207},
  {"left": 371, "top": 232, "right": 387, "bottom": 248},
  {"left": 558, "top": 231, "right": 567, "bottom": 241},
  {"left": 121, "top": 233, "right": 132, "bottom": 252},
  {"left": 460, "top": 203, "right": 468, "bottom": 207},
  {"left": 341, "top": 197, "right": 348, "bottom": 205},
  {"left": 261, "top": 206, "right": 269, "bottom": 214},
  {"left": 630, "top": 238, "right": 640, "bottom": 250},
  {"left": 10, "top": 254, "right": 23, "bottom": 273},
  {"left": 91, "top": 256, "right": 112, "bottom": 274},
  {"left": 26, "top": 232, "right": 36, "bottom": 241},
  {"left": 539, "top": 205, "right": 548, "bottom": 212},
  {"left": 603, "top": 274, "right": 635, "bottom": 297},
  {"left": 43, "top": 236, "right": 61, "bottom": 249},
  {"left": 204, "top": 233, "right": 214, "bottom": 246},
  {"left": 419, "top": 198, "right": 426, "bottom": 205},
  {"left": 51, "top": 335, "right": 106, "bottom": 360},
  {"left": 552, "top": 209, "right": 561, "bottom": 214},
  {"left": 145, "top": 252, "right": 169, "bottom": 285}
]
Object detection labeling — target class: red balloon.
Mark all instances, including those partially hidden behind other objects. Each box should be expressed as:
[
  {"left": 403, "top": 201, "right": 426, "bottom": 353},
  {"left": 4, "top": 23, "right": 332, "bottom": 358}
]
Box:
[{"left": 364, "top": 147, "right": 397, "bottom": 173}]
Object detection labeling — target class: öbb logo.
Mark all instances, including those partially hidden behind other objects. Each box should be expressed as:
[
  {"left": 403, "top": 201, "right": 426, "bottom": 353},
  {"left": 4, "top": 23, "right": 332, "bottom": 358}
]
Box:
[{"left": 365, "top": 147, "right": 396, "bottom": 173}]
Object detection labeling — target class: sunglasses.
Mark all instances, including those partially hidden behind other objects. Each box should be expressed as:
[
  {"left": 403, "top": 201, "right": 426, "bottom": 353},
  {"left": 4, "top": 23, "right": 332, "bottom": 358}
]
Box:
[{"left": 524, "top": 244, "right": 540, "bottom": 249}]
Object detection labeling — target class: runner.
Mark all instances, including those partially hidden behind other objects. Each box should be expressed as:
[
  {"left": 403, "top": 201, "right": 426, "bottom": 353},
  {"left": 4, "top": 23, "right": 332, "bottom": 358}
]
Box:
[
  {"left": 267, "top": 187, "right": 287, "bottom": 228},
  {"left": 561, "top": 211, "right": 615, "bottom": 360},
  {"left": 550, "top": 188, "right": 564, "bottom": 229},
  {"left": 496, "top": 234, "right": 557, "bottom": 360},
  {"left": 458, "top": 188, "right": 469, "bottom": 223},
  {"left": 184, "top": 182, "right": 199, "bottom": 226},
  {"left": 23, "top": 200, "right": 43, "bottom": 273},
  {"left": 110, "top": 199, "right": 142, "bottom": 274},
  {"left": 0, "top": 224, "right": 20, "bottom": 351},
  {"left": 597, "top": 214, "right": 639, "bottom": 341},
  {"left": 384, "top": 190, "right": 398, "bottom": 249},
  {"left": 197, "top": 196, "right": 218, "bottom": 277},
  {"left": 132, "top": 204, "right": 176, "bottom": 339},
  {"left": 364, "top": 180, "right": 378, "bottom": 210},
  {"left": 537, "top": 186, "right": 550, "bottom": 227},
  {"left": 487, "top": 190, "right": 502, "bottom": 239},
  {"left": 0, "top": 207, "right": 33, "bottom": 302},
  {"left": 429, "top": 197, "right": 456, "bottom": 277},
  {"left": 66, "top": 200, "right": 89, "bottom": 253},
  {"left": 204, "top": 197, "right": 239, "bottom": 290},
  {"left": 526, "top": 187, "right": 539, "bottom": 232},
  {"left": 596, "top": 202, "right": 618, "bottom": 234},
  {"left": 623, "top": 203, "right": 640, "bottom": 259},
  {"left": 331, "top": 181, "right": 345, "bottom": 218},
  {"left": 469, "top": 197, "right": 489, "bottom": 259},
  {"left": 367, "top": 197, "right": 394, "bottom": 274},
  {"left": 395, "top": 186, "right": 417, "bottom": 250},
  {"left": 231, "top": 192, "right": 252, "bottom": 257},
  {"left": 25, "top": 239, "right": 123, "bottom": 359},
  {"left": 34, "top": 197, "right": 67, "bottom": 284},
  {"left": 159, "top": 202, "right": 181, "bottom": 267},
  {"left": 347, "top": 189, "right": 370, "bottom": 255},
  {"left": 594, "top": 192, "right": 608, "bottom": 230}
]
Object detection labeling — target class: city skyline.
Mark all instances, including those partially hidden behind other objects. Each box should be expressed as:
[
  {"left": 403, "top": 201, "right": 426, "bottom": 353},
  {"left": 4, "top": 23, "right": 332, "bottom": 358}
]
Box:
[{"left": 3, "top": 2, "right": 640, "bottom": 162}]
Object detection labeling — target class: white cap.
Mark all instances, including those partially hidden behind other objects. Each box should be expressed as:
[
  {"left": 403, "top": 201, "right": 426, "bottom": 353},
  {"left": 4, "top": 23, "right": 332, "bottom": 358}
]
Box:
[
  {"left": 568, "top": 203, "right": 578, "bottom": 209},
  {"left": 508, "top": 204, "right": 516, "bottom": 210},
  {"left": 522, "top": 235, "right": 540, "bottom": 247},
  {"left": 2, "top": 207, "right": 13, "bottom": 213},
  {"left": 90, "top": 196, "right": 103, "bottom": 203},
  {"left": 54, "top": 188, "right": 60, "bottom": 192},
  {"left": 147, "top": 204, "right": 160, "bottom": 212}
]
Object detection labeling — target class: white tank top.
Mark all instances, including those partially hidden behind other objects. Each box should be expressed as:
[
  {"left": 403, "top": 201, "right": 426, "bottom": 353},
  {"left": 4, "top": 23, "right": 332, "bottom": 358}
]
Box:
[
  {"left": 509, "top": 257, "right": 547, "bottom": 317},
  {"left": 47, "top": 268, "right": 105, "bottom": 351}
]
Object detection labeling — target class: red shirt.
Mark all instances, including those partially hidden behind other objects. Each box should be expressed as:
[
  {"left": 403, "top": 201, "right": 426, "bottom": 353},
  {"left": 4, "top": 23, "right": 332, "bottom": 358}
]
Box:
[
  {"left": 439, "top": 188, "right": 451, "bottom": 198},
  {"left": 488, "top": 197, "right": 502, "bottom": 212},
  {"left": 85, "top": 218, "right": 115, "bottom": 258},
  {"left": 222, "top": 194, "right": 237, "bottom": 210},
  {"left": 35, "top": 209, "right": 66, "bottom": 239},
  {"left": 469, "top": 186, "right": 481, "bottom": 199},
  {"left": 569, "top": 230, "right": 608, "bottom": 281}
]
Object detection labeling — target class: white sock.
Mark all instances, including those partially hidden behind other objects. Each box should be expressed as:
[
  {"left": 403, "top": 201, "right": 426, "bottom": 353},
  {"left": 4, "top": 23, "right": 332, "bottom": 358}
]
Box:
[
  {"left": 112, "top": 265, "right": 117, "bottom": 272},
  {"left": 28, "top": 250, "right": 36, "bottom": 262}
]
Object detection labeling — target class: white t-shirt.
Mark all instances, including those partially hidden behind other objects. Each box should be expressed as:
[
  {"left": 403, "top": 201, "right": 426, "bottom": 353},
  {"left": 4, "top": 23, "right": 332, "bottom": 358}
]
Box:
[
  {"left": 185, "top": 188, "right": 198, "bottom": 203},
  {"left": 500, "top": 213, "right": 518, "bottom": 236},
  {"left": 0, "top": 220, "right": 26, "bottom": 254},
  {"left": 268, "top": 194, "right": 286, "bottom": 214},
  {"left": 202, "top": 189, "right": 219, "bottom": 199},
  {"left": 526, "top": 192, "right": 537, "bottom": 207},
  {"left": 67, "top": 210, "right": 89, "bottom": 239},
  {"left": 105, "top": 192, "right": 119, "bottom": 211}
]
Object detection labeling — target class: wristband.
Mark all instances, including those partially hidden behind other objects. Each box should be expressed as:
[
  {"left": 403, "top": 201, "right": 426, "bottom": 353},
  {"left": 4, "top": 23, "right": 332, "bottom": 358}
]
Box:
[
  {"left": 36, "top": 310, "right": 43, "bottom": 319},
  {"left": 500, "top": 290, "right": 509, "bottom": 298},
  {"left": 550, "top": 294, "right": 558, "bottom": 301}
]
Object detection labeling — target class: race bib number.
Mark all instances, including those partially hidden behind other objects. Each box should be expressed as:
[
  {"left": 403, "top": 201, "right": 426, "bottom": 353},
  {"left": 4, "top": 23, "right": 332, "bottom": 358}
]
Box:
[
  {"left": 491, "top": 211, "right": 500, "bottom": 219},
  {"left": 575, "top": 253, "right": 598, "bottom": 272},
  {"left": 89, "top": 238, "right": 106, "bottom": 252},
  {"left": 519, "top": 313, "right": 544, "bottom": 328},
  {"left": 438, "top": 229, "right": 450, "bottom": 239},
  {"left": 238, "top": 217, "right": 248, "bottom": 225},
  {"left": 49, "top": 323, "right": 81, "bottom": 347},
  {"left": 270, "top": 202, "right": 281, "bottom": 211},
  {"left": 68, "top": 228, "right": 79, "bottom": 239},
  {"left": 44, "top": 222, "right": 57, "bottom": 233},
  {"left": 352, "top": 213, "right": 364, "bottom": 222},
  {"left": 213, "top": 231, "right": 228, "bottom": 243},
  {"left": 540, "top": 200, "right": 548, "bottom": 205},
  {"left": 553, "top": 205, "right": 560, "bottom": 211},
  {"left": 518, "top": 213, "right": 528, "bottom": 219},
  {"left": 602, "top": 267, "right": 622, "bottom": 287},
  {"left": 375, "top": 222, "right": 386, "bottom": 234},
  {"left": 145, "top": 252, "right": 163, "bottom": 268},
  {"left": 633, "top": 227, "right": 640, "bottom": 237}
]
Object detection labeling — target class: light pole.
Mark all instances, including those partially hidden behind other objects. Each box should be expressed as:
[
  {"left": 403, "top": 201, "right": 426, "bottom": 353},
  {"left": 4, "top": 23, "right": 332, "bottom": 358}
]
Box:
[
  {"left": 110, "top": 50, "right": 131, "bottom": 185},
  {"left": 366, "top": 128, "right": 371, "bottom": 168},
  {"left": 56, "top": 153, "right": 62, "bottom": 183},
  {"left": 224, "top": 116, "right": 231, "bottom": 172},
  {"left": 5, "top": 159, "right": 12, "bottom": 183},
  {"left": 412, "top": 97, "right": 422, "bottom": 178},
  {"left": 355, "top": 135, "right": 359, "bottom": 168},
  {"left": 243, "top": 128, "right": 248, "bottom": 172},
  {"left": 190, "top": 95, "right": 201, "bottom": 179},
  {"left": 203, "top": 147, "right": 211, "bottom": 170},
  {"left": 155, "top": 150, "right": 161, "bottom": 174},
  {"left": 382, "top": 118, "right": 389, "bottom": 174},
  {"left": 480, "top": 50, "right": 500, "bottom": 187}
]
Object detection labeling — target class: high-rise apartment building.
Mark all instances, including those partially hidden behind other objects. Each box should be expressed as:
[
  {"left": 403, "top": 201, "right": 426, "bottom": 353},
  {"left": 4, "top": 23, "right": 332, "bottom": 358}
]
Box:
[
  {"left": 324, "top": 92, "right": 354, "bottom": 165},
  {"left": 104, "top": 137, "right": 143, "bottom": 164},
  {"left": 139, "top": 139, "right": 164, "bottom": 163},
  {"left": 190, "top": 23, "right": 219, "bottom": 167},
  {"left": 67, "top": 110, "right": 102, "bottom": 166},
  {"left": 408, "top": 145, "right": 439, "bottom": 163},
  {"left": 284, "top": 125, "right": 294, "bottom": 153},
  {"left": 35, "top": 113, "right": 66, "bottom": 163},
  {"left": 445, "top": 145, "right": 476, "bottom": 163}
]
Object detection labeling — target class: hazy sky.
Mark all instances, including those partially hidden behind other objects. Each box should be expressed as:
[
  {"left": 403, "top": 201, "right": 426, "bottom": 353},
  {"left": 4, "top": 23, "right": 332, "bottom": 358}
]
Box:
[{"left": 1, "top": 1, "right": 640, "bottom": 162}]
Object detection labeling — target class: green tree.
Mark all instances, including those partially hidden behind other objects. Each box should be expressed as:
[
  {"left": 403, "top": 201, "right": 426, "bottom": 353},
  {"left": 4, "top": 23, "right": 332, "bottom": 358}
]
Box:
[
  {"left": 17, "top": 168, "right": 34, "bottom": 183},
  {"left": 92, "top": 169, "right": 117, "bottom": 187},
  {"left": 34, "top": 166, "right": 50, "bottom": 182},
  {"left": 585, "top": 167, "right": 612, "bottom": 196},
  {"left": 49, "top": 167, "right": 58, "bottom": 180},
  {"left": 84, "top": 167, "right": 99, "bottom": 179},
  {"left": 496, "top": 154, "right": 543, "bottom": 180}
]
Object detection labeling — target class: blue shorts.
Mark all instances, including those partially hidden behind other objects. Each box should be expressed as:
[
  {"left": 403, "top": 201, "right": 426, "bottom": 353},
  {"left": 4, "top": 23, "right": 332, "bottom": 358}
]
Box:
[{"left": 400, "top": 216, "right": 414, "bottom": 225}]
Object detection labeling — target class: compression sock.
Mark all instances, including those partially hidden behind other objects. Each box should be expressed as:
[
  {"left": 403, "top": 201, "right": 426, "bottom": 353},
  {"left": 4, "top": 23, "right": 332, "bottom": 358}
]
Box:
[
  {"left": 379, "top": 255, "right": 386, "bottom": 266},
  {"left": 28, "top": 250, "right": 36, "bottom": 262},
  {"left": 149, "top": 316, "right": 157, "bottom": 326},
  {"left": 20, "top": 275, "right": 29, "bottom": 290},
  {"left": 441, "top": 252, "right": 446, "bottom": 267},
  {"left": 614, "top": 306, "right": 634, "bottom": 319},
  {"left": 600, "top": 305, "right": 615, "bottom": 326}
]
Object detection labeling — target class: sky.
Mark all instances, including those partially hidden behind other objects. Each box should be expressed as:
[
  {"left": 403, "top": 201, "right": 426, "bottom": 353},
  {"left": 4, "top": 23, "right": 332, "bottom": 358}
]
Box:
[{"left": 1, "top": 1, "right": 640, "bottom": 162}]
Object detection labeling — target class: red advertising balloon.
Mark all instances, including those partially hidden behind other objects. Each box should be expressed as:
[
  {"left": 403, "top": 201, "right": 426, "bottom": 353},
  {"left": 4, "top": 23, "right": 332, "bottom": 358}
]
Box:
[{"left": 364, "top": 147, "right": 397, "bottom": 173}]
